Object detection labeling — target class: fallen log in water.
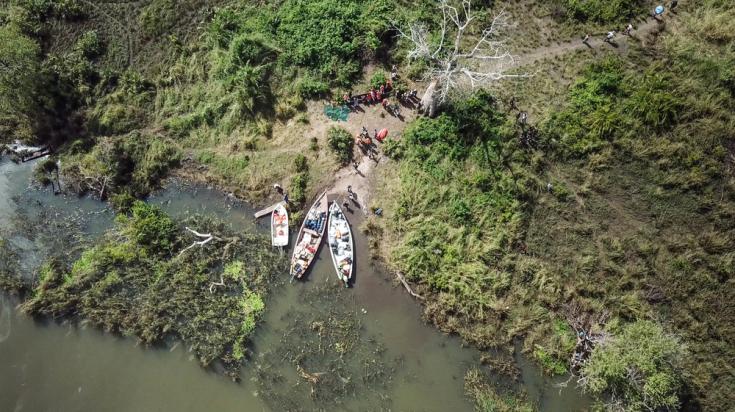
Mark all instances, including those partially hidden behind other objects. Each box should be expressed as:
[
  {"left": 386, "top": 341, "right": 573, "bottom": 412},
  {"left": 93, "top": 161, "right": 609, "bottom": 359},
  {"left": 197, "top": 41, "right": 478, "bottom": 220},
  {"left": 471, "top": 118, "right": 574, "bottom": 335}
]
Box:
[{"left": 396, "top": 271, "right": 424, "bottom": 300}]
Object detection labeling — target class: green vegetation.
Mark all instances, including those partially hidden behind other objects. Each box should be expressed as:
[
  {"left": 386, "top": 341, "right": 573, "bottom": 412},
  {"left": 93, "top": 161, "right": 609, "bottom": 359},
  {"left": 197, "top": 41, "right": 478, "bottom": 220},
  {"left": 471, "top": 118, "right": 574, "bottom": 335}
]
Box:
[
  {"left": 0, "top": 24, "right": 43, "bottom": 143},
  {"left": 562, "top": 0, "right": 640, "bottom": 23},
  {"left": 581, "top": 320, "right": 685, "bottom": 411},
  {"left": 327, "top": 126, "right": 354, "bottom": 165},
  {"left": 20, "top": 201, "right": 285, "bottom": 379},
  {"left": 289, "top": 153, "right": 309, "bottom": 208},
  {"left": 2, "top": 0, "right": 734, "bottom": 409},
  {"left": 373, "top": 1, "right": 735, "bottom": 410},
  {"left": 464, "top": 368, "right": 535, "bottom": 412},
  {"left": 61, "top": 132, "right": 180, "bottom": 198}
]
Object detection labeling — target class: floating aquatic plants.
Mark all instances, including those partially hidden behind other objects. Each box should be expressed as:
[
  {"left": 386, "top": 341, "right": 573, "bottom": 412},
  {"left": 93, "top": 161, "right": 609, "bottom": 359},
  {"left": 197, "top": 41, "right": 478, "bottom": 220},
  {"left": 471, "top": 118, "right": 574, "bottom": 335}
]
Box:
[
  {"left": 252, "top": 282, "right": 397, "bottom": 410},
  {"left": 16, "top": 201, "right": 286, "bottom": 379}
]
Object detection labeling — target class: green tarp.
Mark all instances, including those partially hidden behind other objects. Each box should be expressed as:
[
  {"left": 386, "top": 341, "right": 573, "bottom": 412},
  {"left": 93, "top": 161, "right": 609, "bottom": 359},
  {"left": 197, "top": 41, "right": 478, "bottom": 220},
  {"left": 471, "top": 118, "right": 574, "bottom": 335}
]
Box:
[{"left": 324, "top": 105, "right": 349, "bottom": 121}]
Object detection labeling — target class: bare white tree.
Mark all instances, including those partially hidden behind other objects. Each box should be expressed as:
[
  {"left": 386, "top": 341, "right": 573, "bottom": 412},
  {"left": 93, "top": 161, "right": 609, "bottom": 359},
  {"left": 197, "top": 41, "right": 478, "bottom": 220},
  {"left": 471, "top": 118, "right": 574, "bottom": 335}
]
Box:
[{"left": 396, "top": 0, "right": 527, "bottom": 116}]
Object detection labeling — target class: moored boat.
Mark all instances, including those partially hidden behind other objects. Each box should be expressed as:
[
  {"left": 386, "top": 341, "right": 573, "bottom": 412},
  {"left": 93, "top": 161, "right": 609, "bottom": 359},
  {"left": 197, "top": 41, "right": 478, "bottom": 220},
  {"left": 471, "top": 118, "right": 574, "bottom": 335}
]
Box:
[
  {"left": 289, "top": 191, "right": 328, "bottom": 279},
  {"left": 271, "top": 202, "right": 289, "bottom": 247},
  {"left": 327, "top": 201, "right": 353, "bottom": 286}
]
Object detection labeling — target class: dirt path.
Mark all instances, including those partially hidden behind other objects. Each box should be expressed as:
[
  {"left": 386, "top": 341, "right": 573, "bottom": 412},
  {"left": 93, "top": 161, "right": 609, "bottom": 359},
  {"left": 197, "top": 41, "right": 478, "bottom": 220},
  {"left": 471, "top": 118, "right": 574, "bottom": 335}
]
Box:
[
  {"left": 302, "top": 99, "right": 416, "bottom": 215},
  {"left": 514, "top": 16, "right": 665, "bottom": 68}
]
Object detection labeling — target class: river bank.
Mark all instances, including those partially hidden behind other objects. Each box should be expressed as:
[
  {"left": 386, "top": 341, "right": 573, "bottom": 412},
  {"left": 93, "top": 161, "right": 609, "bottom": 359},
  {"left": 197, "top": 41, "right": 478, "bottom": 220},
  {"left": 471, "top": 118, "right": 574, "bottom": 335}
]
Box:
[{"left": 0, "top": 155, "right": 592, "bottom": 411}]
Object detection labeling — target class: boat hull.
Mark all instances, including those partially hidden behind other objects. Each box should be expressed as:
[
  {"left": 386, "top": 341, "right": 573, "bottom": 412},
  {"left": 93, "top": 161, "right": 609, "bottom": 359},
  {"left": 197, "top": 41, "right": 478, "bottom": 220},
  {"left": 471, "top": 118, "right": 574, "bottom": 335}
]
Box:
[
  {"left": 327, "top": 202, "right": 354, "bottom": 286},
  {"left": 289, "top": 192, "right": 328, "bottom": 279},
  {"left": 271, "top": 203, "right": 289, "bottom": 247}
]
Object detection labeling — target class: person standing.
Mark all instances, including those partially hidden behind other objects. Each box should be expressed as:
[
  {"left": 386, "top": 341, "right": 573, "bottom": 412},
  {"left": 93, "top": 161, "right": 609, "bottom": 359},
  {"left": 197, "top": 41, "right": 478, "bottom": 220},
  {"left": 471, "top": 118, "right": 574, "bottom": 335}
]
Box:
[
  {"left": 624, "top": 24, "right": 633, "bottom": 35},
  {"left": 604, "top": 31, "right": 615, "bottom": 43},
  {"left": 669, "top": 0, "right": 678, "bottom": 11}
]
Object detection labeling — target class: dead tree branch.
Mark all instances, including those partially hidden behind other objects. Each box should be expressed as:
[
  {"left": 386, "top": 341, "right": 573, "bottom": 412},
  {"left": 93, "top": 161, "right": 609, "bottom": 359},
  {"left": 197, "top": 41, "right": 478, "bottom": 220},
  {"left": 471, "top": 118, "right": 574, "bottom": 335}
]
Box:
[
  {"left": 396, "top": 0, "right": 528, "bottom": 115},
  {"left": 396, "top": 271, "right": 425, "bottom": 300},
  {"left": 179, "top": 227, "right": 219, "bottom": 256}
]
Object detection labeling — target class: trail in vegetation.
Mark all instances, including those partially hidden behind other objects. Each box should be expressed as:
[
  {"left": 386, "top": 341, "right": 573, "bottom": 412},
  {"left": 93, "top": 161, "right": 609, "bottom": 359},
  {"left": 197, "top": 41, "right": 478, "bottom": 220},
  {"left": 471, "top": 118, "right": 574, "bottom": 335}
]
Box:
[
  {"left": 304, "top": 97, "right": 417, "bottom": 214},
  {"left": 318, "top": 14, "right": 672, "bottom": 212},
  {"left": 514, "top": 16, "right": 665, "bottom": 68}
]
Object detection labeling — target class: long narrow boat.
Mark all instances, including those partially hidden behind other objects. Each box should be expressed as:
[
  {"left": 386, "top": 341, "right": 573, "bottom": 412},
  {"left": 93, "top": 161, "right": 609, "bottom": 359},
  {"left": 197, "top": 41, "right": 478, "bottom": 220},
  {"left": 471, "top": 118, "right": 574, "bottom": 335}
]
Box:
[
  {"left": 289, "top": 191, "right": 328, "bottom": 280},
  {"left": 327, "top": 201, "right": 354, "bottom": 287},
  {"left": 271, "top": 202, "right": 289, "bottom": 247}
]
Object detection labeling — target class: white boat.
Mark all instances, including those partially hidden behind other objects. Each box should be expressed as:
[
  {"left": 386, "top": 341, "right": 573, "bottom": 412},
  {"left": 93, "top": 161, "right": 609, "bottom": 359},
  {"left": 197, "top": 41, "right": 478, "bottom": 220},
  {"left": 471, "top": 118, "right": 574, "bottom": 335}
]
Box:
[
  {"left": 289, "top": 192, "right": 328, "bottom": 280},
  {"left": 327, "top": 201, "right": 353, "bottom": 286},
  {"left": 271, "top": 202, "right": 289, "bottom": 247}
]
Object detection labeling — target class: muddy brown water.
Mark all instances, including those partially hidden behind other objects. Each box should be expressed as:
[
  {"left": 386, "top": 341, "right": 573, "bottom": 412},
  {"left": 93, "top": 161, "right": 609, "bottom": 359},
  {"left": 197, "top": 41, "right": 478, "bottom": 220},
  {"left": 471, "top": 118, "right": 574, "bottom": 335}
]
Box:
[{"left": 0, "top": 157, "right": 589, "bottom": 411}]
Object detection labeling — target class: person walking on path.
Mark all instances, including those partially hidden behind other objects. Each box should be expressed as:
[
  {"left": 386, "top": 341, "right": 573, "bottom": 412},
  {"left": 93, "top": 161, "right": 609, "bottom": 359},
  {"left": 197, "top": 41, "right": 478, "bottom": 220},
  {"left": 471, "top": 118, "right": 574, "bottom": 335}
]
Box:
[
  {"left": 347, "top": 185, "right": 353, "bottom": 195},
  {"left": 604, "top": 31, "right": 616, "bottom": 43},
  {"left": 582, "top": 33, "right": 590, "bottom": 45},
  {"left": 624, "top": 23, "right": 633, "bottom": 35}
]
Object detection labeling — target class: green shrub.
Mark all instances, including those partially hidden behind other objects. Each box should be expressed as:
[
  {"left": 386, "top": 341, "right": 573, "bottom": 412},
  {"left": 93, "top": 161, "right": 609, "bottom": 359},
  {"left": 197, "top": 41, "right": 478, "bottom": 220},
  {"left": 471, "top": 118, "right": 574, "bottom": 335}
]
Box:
[
  {"left": 533, "top": 345, "right": 568, "bottom": 375},
  {"left": 139, "top": 0, "right": 178, "bottom": 37},
  {"left": 207, "top": 8, "right": 245, "bottom": 47},
  {"left": 564, "top": 0, "right": 639, "bottom": 23},
  {"left": 95, "top": 103, "right": 147, "bottom": 135},
  {"left": 370, "top": 70, "right": 387, "bottom": 89},
  {"left": 581, "top": 320, "right": 684, "bottom": 411},
  {"left": 293, "top": 154, "right": 308, "bottom": 173},
  {"left": 382, "top": 138, "right": 404, "bottom": 160},
  {"left": 296, "top": 75, "right": 329, "bottom": 98},
  {"left": 406, "top": 58, "right": 428, "bottom": 81},
  {"left": 33, "top": 158, "right": 58, "bottom": 186},
  {"left": 276, "top": 0, "right": 390, "bottom": 86},
  {"left": 289, "top": 172, "right": 308, "bottom": 207},
  {"left": 327, "top": 126, "right": 354, "bottom": 165},
  {"left": 116, "top": 201, "right": 178, "bottom": 255},
  {"left": 74, "top": 30, "right": 102, "bottom": 59}
]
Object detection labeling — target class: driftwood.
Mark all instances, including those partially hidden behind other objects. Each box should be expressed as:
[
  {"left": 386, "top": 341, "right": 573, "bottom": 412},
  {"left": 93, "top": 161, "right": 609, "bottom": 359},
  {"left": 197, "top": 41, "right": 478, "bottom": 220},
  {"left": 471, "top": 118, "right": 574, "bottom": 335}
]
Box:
[
  {"left": 178, "top": 227, "right": 218, "bottom": 256},
  {"left": 297, "top": 365, "right": 325, "bottom": 384},
  {"left": 209, "top": 275, "right": 225, "bottom": 294},
  {"left": 396, "top": 271, "right": 424, "bottom": 300}
]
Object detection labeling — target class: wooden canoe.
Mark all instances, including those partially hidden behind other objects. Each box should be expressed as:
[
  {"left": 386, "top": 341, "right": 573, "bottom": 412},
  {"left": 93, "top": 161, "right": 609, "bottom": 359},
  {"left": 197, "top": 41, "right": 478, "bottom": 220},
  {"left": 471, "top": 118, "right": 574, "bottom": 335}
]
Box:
[
  {"left": 327, "top": 201, "right": 354, "bottom": 286},
  {"left": 289, "top": 191, "right": 328, "bottom": 279},
  {"left": 271, "top": 202, "right": 289, "bottom": 247}
]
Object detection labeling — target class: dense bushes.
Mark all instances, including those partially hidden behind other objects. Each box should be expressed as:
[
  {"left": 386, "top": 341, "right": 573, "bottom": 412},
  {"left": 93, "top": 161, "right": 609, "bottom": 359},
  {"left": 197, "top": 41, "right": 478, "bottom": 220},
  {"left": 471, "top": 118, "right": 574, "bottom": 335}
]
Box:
[
  {"left": 21, "top": 205, "right": 285, "bottom": 379},
  {"left": 378, "top": 93, "right": 531, "bottom": 342},
  {"left": 276, "top": 0, "right": 390, "bottom": 85},
  {"left": 563, "top": 0, "right": 640, "bottom": 23},
  {"left": 582, "top": 321, "right": 685, "bottom": 411},
  {"left": 545, "top": 53, "right": 730, "bottom": 190},
  {"left": 62, "top": 132, "right": 180, "bottom": 198},
  {"left": 327, "top": 126, "right": 354, "bottom": 165}
]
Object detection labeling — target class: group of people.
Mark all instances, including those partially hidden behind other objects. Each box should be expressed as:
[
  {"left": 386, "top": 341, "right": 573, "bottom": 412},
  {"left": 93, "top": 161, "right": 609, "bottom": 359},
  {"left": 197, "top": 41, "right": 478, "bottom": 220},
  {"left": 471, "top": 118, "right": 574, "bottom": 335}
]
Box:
[
  {"left": 582, "top": 0, "right": 679, "bottom": 46},
  {"left": 342, "top": 79, "right": 393, "bottom": 108}
]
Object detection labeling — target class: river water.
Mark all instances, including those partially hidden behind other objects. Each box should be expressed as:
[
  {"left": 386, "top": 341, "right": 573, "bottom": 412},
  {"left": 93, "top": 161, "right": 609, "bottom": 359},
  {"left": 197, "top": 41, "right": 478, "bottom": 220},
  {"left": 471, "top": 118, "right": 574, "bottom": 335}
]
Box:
[{"left": 0, "top": 157, "right": 588, "bottom": 411}]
